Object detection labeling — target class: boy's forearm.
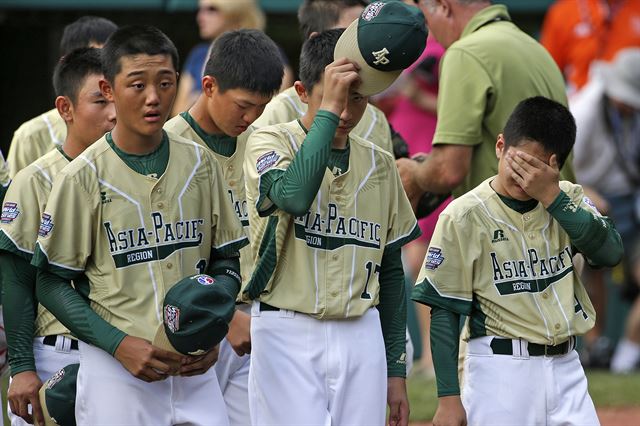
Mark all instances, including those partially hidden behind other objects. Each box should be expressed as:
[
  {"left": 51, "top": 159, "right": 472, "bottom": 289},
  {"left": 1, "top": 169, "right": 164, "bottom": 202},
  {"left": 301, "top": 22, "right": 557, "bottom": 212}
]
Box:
[
  {"left": 0, "top": 252, "right": 38, "bottom": 375},
  {"left": 266, "top": 110, "right": 338, "bottom": 216},
  {"left": 36, "top": 269, "right": 126, "bottom": 355},
  {"left": 377, "top": 247, "right": 407, "bottom": 377},
  {"left": 430, "top": 306, "right": 461, "bottom": 397},
  {"left": 546, "top": 190, "right": 623, "bottom": 267}
]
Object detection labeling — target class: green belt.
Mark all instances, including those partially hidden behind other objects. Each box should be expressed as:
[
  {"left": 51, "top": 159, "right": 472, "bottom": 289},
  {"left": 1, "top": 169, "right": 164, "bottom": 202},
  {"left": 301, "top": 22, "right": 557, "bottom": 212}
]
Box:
[{"left": 490, "top": 337, "right": 575, "bottom": 356}]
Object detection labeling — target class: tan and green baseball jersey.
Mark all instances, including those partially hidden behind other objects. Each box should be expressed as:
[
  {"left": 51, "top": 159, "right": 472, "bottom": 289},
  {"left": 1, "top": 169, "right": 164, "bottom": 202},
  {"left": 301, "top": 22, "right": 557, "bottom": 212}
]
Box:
[
  {"left": 8, "top": 109, "right": 66, "bottom": 178},
  {"left": 252, "top": 86, "right": 394, "bottom": 154},
  {"left": 164, "top": 113, "right": 254, "bottom": 284},
  {"left": 243, "top": 120, "right": 420, "bottom": 318},
  {"left": 412, "top": 178, "right": 596, "bottom": 346},
  {"left": 0, "top": 148, "right": 72, "bottom": 337},
  {"left": 33, "top": 132, "right": 248, "bottom": 342}
]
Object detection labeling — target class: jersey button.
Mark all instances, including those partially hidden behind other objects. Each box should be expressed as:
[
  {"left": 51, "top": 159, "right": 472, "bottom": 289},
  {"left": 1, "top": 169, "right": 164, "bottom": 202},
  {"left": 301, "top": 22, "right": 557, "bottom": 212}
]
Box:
[
  {"left": 554, "top": 323, "right": 561, "bottom": 330},
  {"left": 332, "top": 254, "right": 339, "bottom": 260},
  {"left": 156, "top": 188, "right": 163, "bottom": 194},
  {"left": 228, "top": 165, "right": 234, "bottom": 172},
  {"left": 528, "top": 233, "right": 535, "bottom": 239},
  {"left": 542, "top": 293, "right": 549, "bottom": 299},
  {"left": 229, "top": 180, "right": 236, "bottom": 187},
  {"left": 157, "top": 202, "right": 164, "bottom": 209},
  {"left": 523, "top": 214, "right": 530, "bottom": 221},
  {"left": 167, "top": 262, "right": 173, "bottom": 269}
]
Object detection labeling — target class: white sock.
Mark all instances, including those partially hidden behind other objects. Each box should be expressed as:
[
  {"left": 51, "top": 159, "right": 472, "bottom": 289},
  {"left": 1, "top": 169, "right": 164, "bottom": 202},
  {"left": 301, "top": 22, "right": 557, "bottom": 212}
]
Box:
[{"left": 610, "top": 339, "right": 640, "bottom": 373}]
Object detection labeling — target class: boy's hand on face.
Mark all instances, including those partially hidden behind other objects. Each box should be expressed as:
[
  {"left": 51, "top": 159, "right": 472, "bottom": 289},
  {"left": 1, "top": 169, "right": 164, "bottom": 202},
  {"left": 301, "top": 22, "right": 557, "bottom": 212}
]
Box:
[
  {"left": 320, "top": 58, "right": 361, "bottom": 116},
  {"left": 506, "top": 150, "right": 561, "bottom": 207}
]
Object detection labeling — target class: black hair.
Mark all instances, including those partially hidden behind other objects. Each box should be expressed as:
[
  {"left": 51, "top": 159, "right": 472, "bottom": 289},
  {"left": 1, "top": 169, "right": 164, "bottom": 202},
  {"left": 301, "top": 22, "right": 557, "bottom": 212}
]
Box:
[
  {"left": 59, "top": 16, "right": 118, "bottom": 57},
  {"left": 298, "top": 0, "right": 369, "bottom": 39},
  {"left": 203, "top": 29, "right": 284, "bottom": 96},
  {"left": 503, "top": 96, "right": 576, "bottom": 168},
  {"left": 299, "top": 28, "right": 345, "bottom": 90},
  {"left": 53, "top": 47, "right": 103, "bottom": 103},
  {"left": 101, "top": 25, "right": 179, "bottom": 84}
]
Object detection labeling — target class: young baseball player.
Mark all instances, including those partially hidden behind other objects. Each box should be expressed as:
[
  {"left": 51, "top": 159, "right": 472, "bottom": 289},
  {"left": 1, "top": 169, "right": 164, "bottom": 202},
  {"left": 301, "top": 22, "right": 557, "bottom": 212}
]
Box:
[
  {"left": 31, "top": 25, "right": 248, "bottom": 425},
  {"left": 243, "top": 4, "right": 426, "bottom": 423},
  {"left": 412, "top": 96, "right": 624, "bottom": 426},
  {"left": 164, "top": 28, "right": 284, "bottom": 426},
  {"left": 252, "top": 0, "right": 394, "bottom": 154},
  {"left": 0, "top": 47, "right": 116, "bottom": 426},
  {"left": 7, "top": 16, "right": 117, "bottom": 178}
]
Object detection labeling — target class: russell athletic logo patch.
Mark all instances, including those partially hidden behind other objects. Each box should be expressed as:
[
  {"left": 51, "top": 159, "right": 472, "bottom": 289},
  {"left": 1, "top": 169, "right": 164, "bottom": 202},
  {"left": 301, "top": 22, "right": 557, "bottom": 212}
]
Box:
[
  {"left": 38, "top": 213, "right": 54, "bottom": 237},
  {"left": 256, "top": 151, "right": 280, "bottom": 175},
  {"left": 1, "top": 202, "right": 19, "bottom": 224},
  {"left": 425, "top": 247, "right": 444, "bottom": 270},
  {"left": 164, "top": 305, "right": 180, "bottom": 333}
]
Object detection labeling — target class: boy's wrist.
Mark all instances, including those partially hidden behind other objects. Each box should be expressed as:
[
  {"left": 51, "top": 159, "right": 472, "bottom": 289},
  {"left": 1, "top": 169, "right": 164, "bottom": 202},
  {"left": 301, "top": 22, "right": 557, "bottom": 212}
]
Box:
[{"left": 539, "top": 186, "right": 561, "bottom": 209}]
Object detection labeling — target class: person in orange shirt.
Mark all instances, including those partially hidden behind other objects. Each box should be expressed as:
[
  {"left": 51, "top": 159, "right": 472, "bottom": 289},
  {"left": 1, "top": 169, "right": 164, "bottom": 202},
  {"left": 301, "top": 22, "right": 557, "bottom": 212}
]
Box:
[{"left": 541, "top": 0, "right": 640, "bottom": 94}]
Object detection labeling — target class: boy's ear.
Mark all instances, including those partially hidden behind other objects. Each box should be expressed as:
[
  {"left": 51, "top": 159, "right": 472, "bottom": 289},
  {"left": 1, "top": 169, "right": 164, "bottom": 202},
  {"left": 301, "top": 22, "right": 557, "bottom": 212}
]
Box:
[
  {"left": 99, "top": 79, "right": 114, "bottom": 102},
  {"left": 294, "top": 81, "right": 309, "bottom": 104},
  {"left": 55, "top": 96, "right": 73, "bottom": 123},
  {"left": 202, "top": 75, "right": 218, "bottom": 98},
  {"left": 496, "top": 133, "right": 505, "bottom": 159}
]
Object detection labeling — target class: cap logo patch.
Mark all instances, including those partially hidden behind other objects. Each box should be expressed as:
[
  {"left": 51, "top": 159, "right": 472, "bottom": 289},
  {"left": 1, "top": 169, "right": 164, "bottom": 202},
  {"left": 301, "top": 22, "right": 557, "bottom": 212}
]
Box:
[
  {"left": 425, "top": 247, "right": 444, "bottom": 270},
  {"left": 164, "top": 304, "right": 180, "bottom": 333},
  {"left": 38, "top": 213, "right": 54, "bottom": 237},
  {"left": 362, "top": 2, "right": 386, "bottom": 21},
  {"left": 196, "top": 274, "right": 215, "bottom": 286},
  {"left": 372, "top": 48, "right": 390, "bottom": 65},
  {"left": 46, "top": 368, "right": 65, "bottom": 390},
  {"left": 1, "top": 202, "right": 19, "bottom": 224},
  {"left": 256, "top": 151, "right": 280, "bottom": 175}
]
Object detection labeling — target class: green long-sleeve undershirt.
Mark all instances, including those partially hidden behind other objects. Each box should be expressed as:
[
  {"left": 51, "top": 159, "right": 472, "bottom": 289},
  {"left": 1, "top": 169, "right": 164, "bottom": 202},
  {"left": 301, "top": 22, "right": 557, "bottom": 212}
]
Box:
[
  {"left": 546, "top": 190, "right": 623, "bottom": 267},
  {"left": 35, "top": 254, "right": 242, "bottom": 356},
  {"left": 261, "top": 110, "right": 339, "bottom": 217},
  {"left": 430, "top": 307, "right": 462, "bottom": 397},
  {"left": 0, "top": 252, "right": 38, "bottom": 375},
  {"left": 377, "top": 246, "right": 407, "bottom": 378}
]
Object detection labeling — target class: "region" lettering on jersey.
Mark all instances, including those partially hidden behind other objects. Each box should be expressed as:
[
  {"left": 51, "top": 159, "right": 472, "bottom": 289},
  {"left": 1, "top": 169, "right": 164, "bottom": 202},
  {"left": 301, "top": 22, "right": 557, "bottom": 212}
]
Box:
[
  {"left": 293, "top": 203, "right": 381, "bottom": 250},
  {"left": 103, "top": 212, "right": 204, "bottom": 268}
]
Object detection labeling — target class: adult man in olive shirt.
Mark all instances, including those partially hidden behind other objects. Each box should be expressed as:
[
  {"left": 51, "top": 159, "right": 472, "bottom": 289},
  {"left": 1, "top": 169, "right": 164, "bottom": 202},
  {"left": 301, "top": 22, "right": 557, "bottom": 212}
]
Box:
[{"left": 398, "top": 0, "right": 574, "bottom": 203}]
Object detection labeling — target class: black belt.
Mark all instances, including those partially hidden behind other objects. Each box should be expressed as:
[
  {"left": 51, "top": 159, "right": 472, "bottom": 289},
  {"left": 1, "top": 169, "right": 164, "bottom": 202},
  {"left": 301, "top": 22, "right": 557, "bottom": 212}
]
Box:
[
  {"left": 43, "top": 335, "right": 79, "bottom": 350},
  {"left": 490, "top": 337, "right": 575, "bottom": 357},
  {"left": 259, "top": 302, "right": 281, "bottom": 312}
]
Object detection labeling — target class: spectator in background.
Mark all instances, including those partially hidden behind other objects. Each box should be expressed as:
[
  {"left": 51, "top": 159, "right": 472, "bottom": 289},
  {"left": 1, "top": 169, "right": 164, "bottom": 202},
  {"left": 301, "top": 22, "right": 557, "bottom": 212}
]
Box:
[
  {"left": 397, "top": 0, "right": 574, "bottom": 204},
  {"left": 571, "top": 48, "right": 640, "bottom": 373},
  {"left": 172, "top": 0, "right": 294, "bottom": 116},
  {"left": 541, "top": 0, "right": 640, "bottom": 95}
]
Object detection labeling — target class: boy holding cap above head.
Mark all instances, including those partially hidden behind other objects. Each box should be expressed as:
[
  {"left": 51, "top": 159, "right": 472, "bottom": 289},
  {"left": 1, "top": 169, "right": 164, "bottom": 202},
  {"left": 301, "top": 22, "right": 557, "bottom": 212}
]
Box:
[
  {"left": 31, "top": 25, "right": 248, "bottom": 425},
  {"left": 243, "top": 3, "right": 425, "bottom": 425}
]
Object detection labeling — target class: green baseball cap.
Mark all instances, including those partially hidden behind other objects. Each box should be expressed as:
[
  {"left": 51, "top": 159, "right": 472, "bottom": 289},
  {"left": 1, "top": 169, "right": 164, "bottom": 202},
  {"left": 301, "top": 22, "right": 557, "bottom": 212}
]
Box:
[
  {"left": 153, "top": 274, "right": 235, "bottom": 356},
  {"left": 38, "top": 363, "right": 79, "bottom": 426},
  {"left": 334, "top": 1, "right": 427, "bottom": 96}
]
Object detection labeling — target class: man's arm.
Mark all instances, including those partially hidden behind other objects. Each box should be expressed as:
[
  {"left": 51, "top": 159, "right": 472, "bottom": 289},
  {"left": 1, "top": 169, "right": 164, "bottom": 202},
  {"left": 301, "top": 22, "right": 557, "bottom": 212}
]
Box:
[{"left": 396, "top": 145, "right": 472, "bottom": 207}]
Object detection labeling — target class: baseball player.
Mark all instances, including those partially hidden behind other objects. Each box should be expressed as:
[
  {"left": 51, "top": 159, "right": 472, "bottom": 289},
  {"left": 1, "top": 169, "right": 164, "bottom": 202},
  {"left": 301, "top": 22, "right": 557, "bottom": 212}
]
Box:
[
  {"left": 164, "top": 29, "right": 284, "bottom": 425},
  {"left": 243, "top": 5, "right": 426, "bottom": 424},
  {"left": 31, "top": 26, "right": 248, "bottom": 425},
  {"left": 6, "top": 16, "right": 117, "bottom": 178},
  {"left": 252, "top": 0, "right": 394, "bottom": 155},
  {"left": 0, "top": 47, "right": 115, "bottom": 426},
  {"left": 412, "top": 97, "right": 623, "bottom": 426}
]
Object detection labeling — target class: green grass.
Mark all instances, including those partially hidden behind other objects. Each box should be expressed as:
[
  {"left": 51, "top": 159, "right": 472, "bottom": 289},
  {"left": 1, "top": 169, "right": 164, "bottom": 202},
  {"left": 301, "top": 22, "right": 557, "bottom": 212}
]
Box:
[{"left": 407, "top": 370, "right": 640, "bottom": 422}]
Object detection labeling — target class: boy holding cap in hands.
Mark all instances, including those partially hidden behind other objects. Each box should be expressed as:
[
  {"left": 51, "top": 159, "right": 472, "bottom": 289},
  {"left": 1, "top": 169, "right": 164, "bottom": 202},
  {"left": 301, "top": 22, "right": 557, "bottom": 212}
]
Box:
[{"left": 243, "top": 2, "right": 426, "bottom": 425}]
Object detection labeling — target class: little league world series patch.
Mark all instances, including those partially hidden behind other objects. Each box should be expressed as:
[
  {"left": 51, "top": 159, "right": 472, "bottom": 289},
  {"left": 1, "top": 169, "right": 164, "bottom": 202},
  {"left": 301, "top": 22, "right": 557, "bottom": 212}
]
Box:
[
  {"left": 164, "top": 305, "right": 180, "bottom": 333},
  {"left": 425, "top": 247, "right": 444, "bottom": 270},
  {"left": 1, "top": 202, "right": 19, "bottom": 224},
  {"left": 38, "top": 213, "right": 54, "bottom": 237},
  {"left": 256, "top": 151, "right": 280, "bottom": 175}
]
